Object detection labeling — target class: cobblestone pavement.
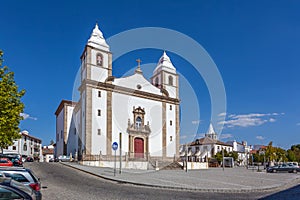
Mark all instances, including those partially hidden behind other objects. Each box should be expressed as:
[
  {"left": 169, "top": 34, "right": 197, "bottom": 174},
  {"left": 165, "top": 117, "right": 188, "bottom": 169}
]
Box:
[{"left": 63, "top": 162, "right": 300, "bottom": 192}]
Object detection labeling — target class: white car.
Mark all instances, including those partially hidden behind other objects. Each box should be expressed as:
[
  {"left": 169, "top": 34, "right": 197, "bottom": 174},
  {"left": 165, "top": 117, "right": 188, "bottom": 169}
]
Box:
[{"left": 58, "top": 155, "right": 71, "bottom": 162}]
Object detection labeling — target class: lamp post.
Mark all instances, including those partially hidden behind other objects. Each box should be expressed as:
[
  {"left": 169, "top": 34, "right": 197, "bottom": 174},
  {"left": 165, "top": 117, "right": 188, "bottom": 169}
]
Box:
[
  {"left": 222, "top": 147, "right": 225, "bottom": 171},
  {"left": 185, "top": 144, "right": 188, "bottom": 173}
]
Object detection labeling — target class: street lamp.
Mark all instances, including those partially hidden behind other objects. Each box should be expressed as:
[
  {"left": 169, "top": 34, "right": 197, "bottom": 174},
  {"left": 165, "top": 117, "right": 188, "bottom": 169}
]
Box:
[{"left": 185, "top": 144, "right": 188, "bottom": 172}]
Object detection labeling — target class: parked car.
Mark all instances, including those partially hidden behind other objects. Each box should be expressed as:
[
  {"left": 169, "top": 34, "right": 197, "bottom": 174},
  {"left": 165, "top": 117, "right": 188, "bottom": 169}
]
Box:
[
  {"left": 0, "top": 167, "right": 42, "bottom": 200},
  {"left": 0, "top": 154, "right": 23, "bottom": 167},
  {"left": 0, "top": 158, "right": 13, "bottom": 167},
  {"left": 58, "top": 155, "right": 71, "bottom": 162},
  {"left": 0, "top": 177, "right": 36, "bottom": 200},
  {"left": 267, "top": 164, "right": 300, "bottom": 173},
  {"left": 26, "top": 157, "right": 34, "bottom": 162}
]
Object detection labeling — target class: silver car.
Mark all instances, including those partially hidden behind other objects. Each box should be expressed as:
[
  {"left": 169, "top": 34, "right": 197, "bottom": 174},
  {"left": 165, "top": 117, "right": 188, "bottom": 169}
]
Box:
[{"left": 0, "top": 167, "right": 42, "bottom": 200}]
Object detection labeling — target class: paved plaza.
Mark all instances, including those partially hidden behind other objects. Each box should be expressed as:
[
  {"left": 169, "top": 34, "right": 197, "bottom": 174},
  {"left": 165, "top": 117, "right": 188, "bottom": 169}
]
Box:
[{"left": 62, "top": 162, "right": 300, "bottom": 192}]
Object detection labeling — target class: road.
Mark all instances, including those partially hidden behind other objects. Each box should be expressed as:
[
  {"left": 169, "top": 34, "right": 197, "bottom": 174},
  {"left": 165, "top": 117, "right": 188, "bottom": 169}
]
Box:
[{"left": 24, "top": 162, "right": 298, "bottom": 200}]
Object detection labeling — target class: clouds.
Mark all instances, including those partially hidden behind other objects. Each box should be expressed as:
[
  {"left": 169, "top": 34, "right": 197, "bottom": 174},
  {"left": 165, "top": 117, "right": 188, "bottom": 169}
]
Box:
[
  {"left": 297, "top": 122, "right": 300, "bottom": 126},
  {"left": 219, "top": 113, "right": 283, "bottom": 128},
  {"left": 191, "top": 120, "right": 201, "bottom": 125},
  {"left": 20, "top": 113, "right": 37, "bottom": 121},
  {"left": 218, "top": 112, "right": 227, "bottom": 117},
  {"left": 256, "top": 136, "right": 265, "bottom": 140},
  {"left": 220, "top": 134, "right": 233, "bottom": 139}
]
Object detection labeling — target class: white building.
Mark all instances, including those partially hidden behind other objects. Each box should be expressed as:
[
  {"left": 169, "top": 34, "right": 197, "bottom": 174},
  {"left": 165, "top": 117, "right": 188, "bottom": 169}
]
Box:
[
  {"left": 227, "top": 140, "right": 251, "bottom": 166},
  {"left": 55, "top": 23, "right": 180, "bottom": 166},
  {"left": 3, "top": 130, "right": 42, "bottom": 161},
  {"left": 55, "top": 100, "right": 76, "bottom": 158},
  {"left": 42, "top": 145, "right": 54, "bottom": 162},
  {"left": 181, "top": 123, "right": 233, "bottom": 162}
]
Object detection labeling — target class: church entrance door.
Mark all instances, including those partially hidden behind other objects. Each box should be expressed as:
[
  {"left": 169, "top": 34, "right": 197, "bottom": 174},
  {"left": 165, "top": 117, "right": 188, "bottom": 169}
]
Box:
[{"left": 134, "top": 138, "right": 144, "bottom": 158}]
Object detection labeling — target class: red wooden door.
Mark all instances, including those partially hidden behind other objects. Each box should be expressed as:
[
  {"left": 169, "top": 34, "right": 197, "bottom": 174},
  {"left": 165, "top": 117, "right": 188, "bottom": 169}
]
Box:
[{"left": 134, "top": 138, "right": 144, "bottom": 158}]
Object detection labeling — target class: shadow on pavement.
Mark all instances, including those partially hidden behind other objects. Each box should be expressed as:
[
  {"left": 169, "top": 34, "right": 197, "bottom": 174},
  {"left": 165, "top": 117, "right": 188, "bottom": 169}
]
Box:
[{"left": 259, "top": 184, "right": 300, "bottom": 200}]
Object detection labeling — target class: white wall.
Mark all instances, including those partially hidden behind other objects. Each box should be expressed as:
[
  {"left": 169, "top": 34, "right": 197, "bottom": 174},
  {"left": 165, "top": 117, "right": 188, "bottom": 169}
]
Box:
[
  {"left": 56, "top": 108, "right": 64, "bottom": 157},
  {"left": 81, "top": 91, "right": 86, "bottom": 153},
  {"left": 91, "top": 88, "right": 107, "bottom": 155},
  {"left": 90, "top": 49, "right": 109, "bottom": 82},
  {"left": 166, "top": 103, "right": 176, "bottom": 157},
  {"left": 66, "top": 106, "right": 74, "bottom": 142},
  {"left": 111, "top": 93, "right": 163, "bottom": 157}
]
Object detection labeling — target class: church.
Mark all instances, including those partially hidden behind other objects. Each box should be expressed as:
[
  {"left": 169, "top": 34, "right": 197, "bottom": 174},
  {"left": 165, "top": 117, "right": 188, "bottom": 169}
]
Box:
[{"left": 55, "top": 24, "right": 180, "bottom": 168}]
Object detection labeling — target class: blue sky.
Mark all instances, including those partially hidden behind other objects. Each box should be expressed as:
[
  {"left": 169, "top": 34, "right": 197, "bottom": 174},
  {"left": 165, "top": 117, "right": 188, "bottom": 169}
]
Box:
[{"left": 1, "top": 0, "right": 300, "bottom": 149}]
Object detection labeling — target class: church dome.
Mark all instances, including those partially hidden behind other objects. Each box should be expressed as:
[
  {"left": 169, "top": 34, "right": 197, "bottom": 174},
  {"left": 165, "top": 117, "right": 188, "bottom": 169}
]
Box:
[{"left": 153, "top": 51, "right": 176, "bottom": 75}]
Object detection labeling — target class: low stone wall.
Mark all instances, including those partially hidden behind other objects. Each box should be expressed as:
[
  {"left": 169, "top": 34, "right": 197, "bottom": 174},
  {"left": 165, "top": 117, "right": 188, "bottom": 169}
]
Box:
[
  {"left": 179, "top": 162, "right": 208, "bottom": 170},
  {"left": 81, "top": 160, "right": 149, "bottom": 170}
]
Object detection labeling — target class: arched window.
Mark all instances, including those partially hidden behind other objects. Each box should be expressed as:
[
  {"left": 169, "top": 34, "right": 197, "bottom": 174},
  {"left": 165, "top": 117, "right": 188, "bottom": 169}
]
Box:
[
  {"left": 135, "top": 116, "right": 142, "bottom": 129},
  {"left": 155, "top": 77, "right": 159, "bottom": 87},
  {"left": 23, "top": 144, "right": 27, "bottom": 151},
  {"left": 168, "top": 75, "right": 173, "bottom": 86},
  {"left": 96, "top": 53, "right": 103, "bottom": 66}
]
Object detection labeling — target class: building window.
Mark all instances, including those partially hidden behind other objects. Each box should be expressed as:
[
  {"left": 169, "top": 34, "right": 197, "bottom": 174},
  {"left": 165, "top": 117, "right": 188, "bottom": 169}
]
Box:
[
  {"left": 96, "top": 53, "right": 103, "bottom": 66},
  {"left": 98, "top": 129, "right": 101, "bottom": 135},
  {"left": 170, "top": 136, "right": 173, "bottom": 142},
  {"left": 135, "top": 116, "right": 142, "bottom": 129},
  {"left": 217, "top": 146, "right": 220, "bottom": 150},
  {"left": 12, "top": 146, "right": 16, "bottom": 150},
  {"left": 168, "top": 75, "right": 173, "bottom": 86},
  {"left": 155, "top": 77, "right": 159, "bottom": 87},
  {"left": 170, "top": 105, "right": 172, "bottom": 110},
  {"left": 23, "top": 144, "right": 27, "bottom": 151},
  {"left": 98, "top": 91, "right": 101, "bottom": 97},
  {"left": 170, "top": 120, "right": 172, "bottom": 126},
  {"left": 98, "top": 109, "right": 101, "bottom": 116}
]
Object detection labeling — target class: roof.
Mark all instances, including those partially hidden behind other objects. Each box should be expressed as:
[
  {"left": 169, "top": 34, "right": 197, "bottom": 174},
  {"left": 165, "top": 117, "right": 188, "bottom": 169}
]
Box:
[
  {"left": 189, "top": 137, "right": 233, "bottom": 147},
  {"left": 20, "top": 131, "right": 42, "bottom": 143},
  {"left": 87, "top": 23, "right": 109, "bottom": 51},
  {"left": 42, "top": 148, "right": 54, "bottom": 155},
  {"left": 207, "top": 123, "right": 215, "bottom": 135},
  {"left": 113, "top": 72, "right": 162, "bottom": 95},
  {"left": 153, "top": 51, "right": 176, "bottom": 75},
  {"left": 55, "top": 100, "right": 77, "bottom": 116}
]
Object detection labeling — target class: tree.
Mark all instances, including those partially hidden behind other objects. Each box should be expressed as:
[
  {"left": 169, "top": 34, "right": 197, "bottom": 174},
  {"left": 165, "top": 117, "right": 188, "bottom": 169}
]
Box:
[
  {"left": 0, "top": 50, "right": 25, "bottom": 153},
  {"left": 265, "top": 142, "right": 276, "bottom": 163},
  {"left": 50, "top": 139, "right": 55, "bottom": 145},
  {"left": 287, "top": 149, "right": 296, "bottom": 162},
  {"left": 288, "top": 144, "right": 300, "bottom": 162}
]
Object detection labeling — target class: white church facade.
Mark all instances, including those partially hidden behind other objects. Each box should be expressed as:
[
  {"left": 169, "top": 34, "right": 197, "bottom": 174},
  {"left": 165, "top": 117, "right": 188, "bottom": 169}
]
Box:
[{"left": 55, "top": 24, "right": 180, "bottom": 167}]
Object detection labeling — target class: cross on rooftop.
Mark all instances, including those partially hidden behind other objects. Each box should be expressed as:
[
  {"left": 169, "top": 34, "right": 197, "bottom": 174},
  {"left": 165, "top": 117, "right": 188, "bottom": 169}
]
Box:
[{"left": 136, "top": 58, "right": 141, "bottom": 67}]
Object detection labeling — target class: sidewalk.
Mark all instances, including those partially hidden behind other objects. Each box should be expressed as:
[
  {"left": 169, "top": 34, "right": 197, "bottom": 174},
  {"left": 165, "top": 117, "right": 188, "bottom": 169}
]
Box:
[{"left": 61, "top": 162, "right": 300, "bottom": 193}]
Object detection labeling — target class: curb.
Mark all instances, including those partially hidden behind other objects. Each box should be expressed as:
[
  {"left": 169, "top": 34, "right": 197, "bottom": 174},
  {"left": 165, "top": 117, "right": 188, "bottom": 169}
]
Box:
[{"left": 60, "top": 162, "right": 300, "bottom": 193}]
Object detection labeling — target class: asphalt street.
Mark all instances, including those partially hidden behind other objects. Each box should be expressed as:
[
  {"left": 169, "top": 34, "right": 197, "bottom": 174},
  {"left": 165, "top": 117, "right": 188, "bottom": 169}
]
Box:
[{"left": 24, "top": 162, "right": 298, "bottom": 200}]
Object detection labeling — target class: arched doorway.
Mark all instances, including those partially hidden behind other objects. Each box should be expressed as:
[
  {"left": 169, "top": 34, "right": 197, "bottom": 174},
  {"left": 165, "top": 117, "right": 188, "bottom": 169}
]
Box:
[{"left": 134, "top": 138, "right": 144, "bottom": 158}]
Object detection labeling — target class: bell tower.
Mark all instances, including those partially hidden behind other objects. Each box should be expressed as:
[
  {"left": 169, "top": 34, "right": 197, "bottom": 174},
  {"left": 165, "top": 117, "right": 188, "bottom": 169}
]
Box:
[
  {"left": 80, "top": 23, "right": 112, "bottom": 83},
  {"left": 79, "top": 23, "right": 112, "bottom": 156},
  {"left": 151, "top": 51, "right": 178, "bottom": 99}
]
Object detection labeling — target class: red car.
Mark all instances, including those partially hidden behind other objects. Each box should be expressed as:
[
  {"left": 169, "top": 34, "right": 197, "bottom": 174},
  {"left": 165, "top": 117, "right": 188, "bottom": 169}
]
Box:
[{"left": 0, "top": 158, "right": 13, "bottom": 167}]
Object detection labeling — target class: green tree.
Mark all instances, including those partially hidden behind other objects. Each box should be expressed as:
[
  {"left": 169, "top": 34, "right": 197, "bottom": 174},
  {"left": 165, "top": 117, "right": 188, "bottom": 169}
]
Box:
[
  {"left": 289, "top": 144, "right": 300, "bottom": 162},
  {"left": 287, "top": 149, "right": 296, "bottom": 162},
  {"left": 0, "top": 50, "right": 25, "bottom": 153},
  {"left": 265, "top": 142, "right": 276, "bottom": 163}
]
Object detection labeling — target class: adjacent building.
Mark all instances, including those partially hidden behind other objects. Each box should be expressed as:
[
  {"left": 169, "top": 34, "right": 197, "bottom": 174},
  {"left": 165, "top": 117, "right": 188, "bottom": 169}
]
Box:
[
  {"left": 226, "top": 140, "right": 251, "bottom": 166},
  {"left": 180, "top": 123, "right": 233, "bottom": 162},
  {"left": 42, "top": 144, "right": 55, "bottom": 162},
  {"left": 3, "top": 130, "right": 42, "bottom": 161}
]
